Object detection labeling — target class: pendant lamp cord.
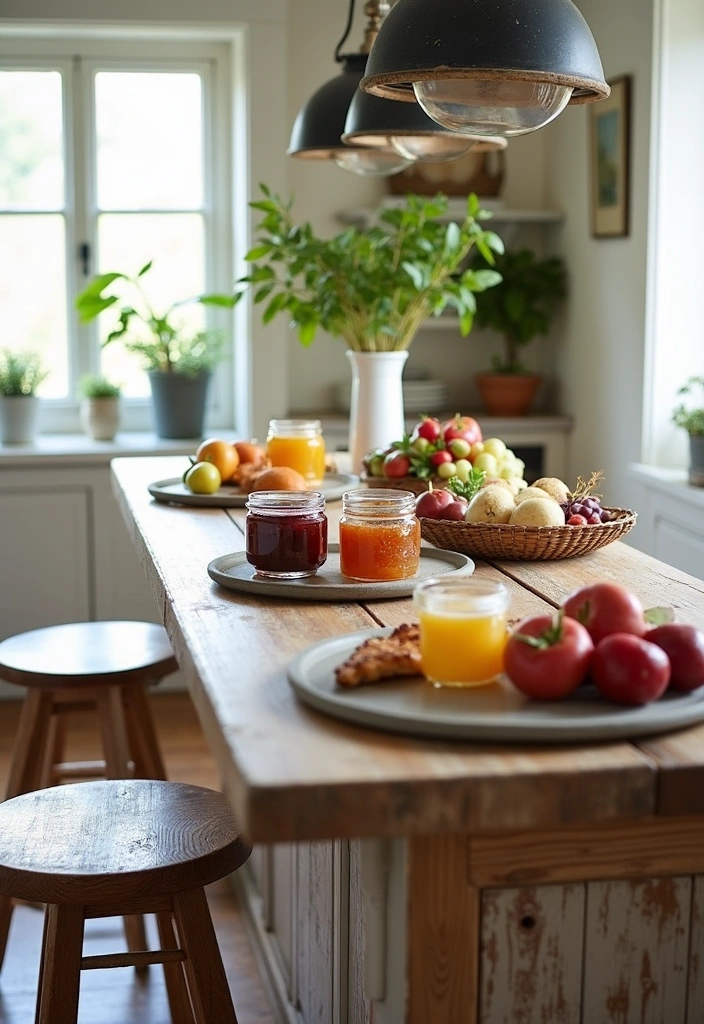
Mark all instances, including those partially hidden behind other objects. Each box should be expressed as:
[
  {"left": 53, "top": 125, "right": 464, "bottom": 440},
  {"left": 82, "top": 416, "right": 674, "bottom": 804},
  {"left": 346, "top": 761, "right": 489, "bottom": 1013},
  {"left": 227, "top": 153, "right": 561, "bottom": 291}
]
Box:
[{"left": 334, "top": 0, "right": 357, "bottom": 62}]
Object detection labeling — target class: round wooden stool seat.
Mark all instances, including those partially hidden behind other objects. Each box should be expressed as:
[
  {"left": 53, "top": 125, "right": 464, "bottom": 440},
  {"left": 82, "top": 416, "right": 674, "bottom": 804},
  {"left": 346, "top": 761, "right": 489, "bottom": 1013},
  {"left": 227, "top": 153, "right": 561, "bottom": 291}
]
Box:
[
  {"left": 0, "top": 780, "right": 250, "bottom": 907},
  {"left": 0, "top": 621, "right": 178, "bottom": 690}
]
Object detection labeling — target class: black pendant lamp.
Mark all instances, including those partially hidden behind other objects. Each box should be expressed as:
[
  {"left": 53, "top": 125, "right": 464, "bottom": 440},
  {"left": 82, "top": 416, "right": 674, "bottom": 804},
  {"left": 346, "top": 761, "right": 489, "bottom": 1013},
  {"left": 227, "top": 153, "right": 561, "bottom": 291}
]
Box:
[
  {"left": 287, "top": 2, "right": 412, "bottom": 176},
  {"left": 360, "top": 0, "right": 610, "bottom": 138},
  {"left": 342, "top": 86, "right": 507, "bottom": 162}
]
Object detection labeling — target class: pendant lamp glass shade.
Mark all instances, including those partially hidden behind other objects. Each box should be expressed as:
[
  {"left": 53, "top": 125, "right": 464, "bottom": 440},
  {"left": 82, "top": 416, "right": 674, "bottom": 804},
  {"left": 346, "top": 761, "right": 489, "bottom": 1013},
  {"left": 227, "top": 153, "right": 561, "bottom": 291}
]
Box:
[
  {"left": 287, "top": 53, "right": 411, "bottom": 174},
  {"left": 342, "top": 86, "right": 508, "bottom": 162},
  {"left": 360, "top": 0, "right": 610, "bottom": 137}
]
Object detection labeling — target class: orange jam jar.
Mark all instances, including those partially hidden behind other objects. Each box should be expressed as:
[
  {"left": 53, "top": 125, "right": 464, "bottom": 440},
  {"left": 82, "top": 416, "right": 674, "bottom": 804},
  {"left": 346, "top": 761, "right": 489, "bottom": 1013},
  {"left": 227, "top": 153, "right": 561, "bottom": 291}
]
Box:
[
  {"left": 266, "top": 419, "right": 326, "bottom": 489},
  {"left": 339, "top": 489, "right": 421, "bottom": 582}
]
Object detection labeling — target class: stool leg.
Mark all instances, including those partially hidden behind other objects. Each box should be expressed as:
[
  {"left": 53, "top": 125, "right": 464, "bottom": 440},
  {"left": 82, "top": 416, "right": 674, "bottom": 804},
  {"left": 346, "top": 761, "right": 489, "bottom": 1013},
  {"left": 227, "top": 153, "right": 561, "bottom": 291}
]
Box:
[
  {"left": 5, "top": 691, "right": 54, "bottom": 799},
  {"left": 157, "top": 911, "right": 196, "bottom": 1024},
  {"left": 172, "top": 888, "right": 239, "bottom": 1024},
  {"left": 123, "top": 683, "right": 168, "bottom": 781},
  {"left": 96, "top": 688, "right": 150, "bottom": 968},
  {"left": 39, "top": 710, "right": 67, "bottom": 789},
  {"left": 35, "top": 903, "right": 84, "bottom": 1024}
]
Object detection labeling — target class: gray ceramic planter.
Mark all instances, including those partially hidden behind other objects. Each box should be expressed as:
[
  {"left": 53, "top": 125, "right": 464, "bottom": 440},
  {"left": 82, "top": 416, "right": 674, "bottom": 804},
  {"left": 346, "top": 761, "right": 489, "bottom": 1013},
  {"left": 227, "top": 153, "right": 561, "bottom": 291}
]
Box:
[
  {"left": 689, "top": 434, "right": 704, "bottom": 487},
  {"left": 148, "top": 371, "right": 211, "bottom": 439},
  {"left": 0, "top": 395, "right": 40, "bottom": 444}
]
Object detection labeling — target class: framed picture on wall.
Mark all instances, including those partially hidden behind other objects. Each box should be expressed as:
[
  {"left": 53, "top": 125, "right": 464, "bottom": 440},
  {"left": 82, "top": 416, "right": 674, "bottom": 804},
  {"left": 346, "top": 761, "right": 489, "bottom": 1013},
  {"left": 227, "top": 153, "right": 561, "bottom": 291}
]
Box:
[{"left": 589, "top": 76, "right": 631, "bottom": 238}]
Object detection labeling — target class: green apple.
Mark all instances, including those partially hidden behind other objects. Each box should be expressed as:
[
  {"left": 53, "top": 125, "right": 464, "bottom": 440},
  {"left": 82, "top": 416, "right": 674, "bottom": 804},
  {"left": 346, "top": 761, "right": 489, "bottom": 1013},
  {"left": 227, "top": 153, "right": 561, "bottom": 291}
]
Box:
[
  {"left": 185, "top": 461, "right": 221, "bottom": 494},
  {"left": 473, "top": 452, "right": 498, "bottom": 476},
  {"left": 448, "top": 438, "right": 471, "bottom": 459},
  {"left": 454, "top": 458, "right": 472, "bottom": 482},
  {"left": 436, "top": 461, "right": 457, "bottom": 479},
  {"left": 483, "top": 437, "right": 507, "bottom": 460}
]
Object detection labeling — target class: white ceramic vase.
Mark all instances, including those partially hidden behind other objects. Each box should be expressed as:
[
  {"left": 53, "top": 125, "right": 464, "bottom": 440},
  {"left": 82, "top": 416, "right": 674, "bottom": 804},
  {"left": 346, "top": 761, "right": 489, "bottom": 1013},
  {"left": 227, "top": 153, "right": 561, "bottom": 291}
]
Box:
[
  {"left": 0, "top": 395, "right": 40, "bottom": 445},
  {"left": 346, "top": 350, "right": 409, "bottom": 475},
  {"left": 80, "top": 397, "right": 120, "bottom": 441}
]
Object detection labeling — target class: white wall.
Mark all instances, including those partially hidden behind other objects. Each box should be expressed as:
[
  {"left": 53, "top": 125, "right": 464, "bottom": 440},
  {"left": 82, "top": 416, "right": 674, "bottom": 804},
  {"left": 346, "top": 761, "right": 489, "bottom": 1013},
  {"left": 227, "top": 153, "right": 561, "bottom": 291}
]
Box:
[{"left": 544, "top": 0, "right": 654, "bottom": 508}]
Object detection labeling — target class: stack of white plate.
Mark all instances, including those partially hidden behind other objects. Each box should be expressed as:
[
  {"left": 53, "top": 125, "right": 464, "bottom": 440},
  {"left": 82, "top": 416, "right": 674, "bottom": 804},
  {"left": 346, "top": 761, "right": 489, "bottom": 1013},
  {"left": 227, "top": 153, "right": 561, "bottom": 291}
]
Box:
[{"left": 335, "top": 377, "right": 450, "bottom": 414}]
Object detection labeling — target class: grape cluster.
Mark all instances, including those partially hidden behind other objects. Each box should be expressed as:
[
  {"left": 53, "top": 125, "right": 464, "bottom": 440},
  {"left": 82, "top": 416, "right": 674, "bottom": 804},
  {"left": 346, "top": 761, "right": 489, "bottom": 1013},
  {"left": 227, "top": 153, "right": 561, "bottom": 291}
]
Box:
[{"left": 560, "top": 495, "right": 613, "bottom": 526}]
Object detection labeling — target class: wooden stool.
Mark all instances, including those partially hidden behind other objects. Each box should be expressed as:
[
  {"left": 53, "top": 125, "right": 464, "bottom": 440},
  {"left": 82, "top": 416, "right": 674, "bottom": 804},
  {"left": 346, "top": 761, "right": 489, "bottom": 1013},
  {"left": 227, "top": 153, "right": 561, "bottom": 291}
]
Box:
[
  {"left": 0, "top": 621, "right": 178, "bottom": 969},
  {"left": 0, "top": 779, "right": 251, "bottom": 1024}
]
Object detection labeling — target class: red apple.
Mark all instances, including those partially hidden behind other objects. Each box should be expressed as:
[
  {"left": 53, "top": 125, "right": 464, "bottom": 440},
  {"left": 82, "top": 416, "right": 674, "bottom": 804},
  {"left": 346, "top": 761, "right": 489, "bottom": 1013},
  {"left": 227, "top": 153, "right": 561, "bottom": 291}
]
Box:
[
  {"left": 415, "top": 488, "right": 454, "bottom": 519},
  {"left": 442, "top": 415, "right": 482, "bottom": 447},
  {"left": 562, "top": 582, "right": 647, "bottom": 645},
  {"left": 412, "top": 416, "right": 442, "bottom": 443},
  {"left": 383, "top": 452, "right": 411, "bottom": 478},
  {"left": 647, "top": 623, "right": 704, "bottom": 692},
  {"left": 438, "top": 499, "right": 468, "bottom": 521},
  {"left": 592, "top": 633, "right": 671, "bottom": 705},
  {"left": 430, "top": 449, "right": 454, "bottom": 467}
]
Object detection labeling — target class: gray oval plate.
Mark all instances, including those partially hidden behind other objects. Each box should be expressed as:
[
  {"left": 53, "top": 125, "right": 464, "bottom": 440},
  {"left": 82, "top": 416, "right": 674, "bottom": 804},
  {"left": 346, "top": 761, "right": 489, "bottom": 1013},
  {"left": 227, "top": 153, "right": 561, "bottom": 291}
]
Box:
[
  {"left": 287, "top": 628, "right": 704, "bottom": 743},
  {"left": 148, "top": 472, "right": 359, "bottom": 508},
  {"left": 207, "top": 544, "right": 474, "bottom": 601}
]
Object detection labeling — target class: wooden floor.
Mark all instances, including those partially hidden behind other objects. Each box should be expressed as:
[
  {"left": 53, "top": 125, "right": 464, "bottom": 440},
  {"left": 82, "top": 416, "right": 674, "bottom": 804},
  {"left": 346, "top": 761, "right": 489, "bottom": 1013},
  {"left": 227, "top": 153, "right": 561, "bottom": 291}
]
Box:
[{"left": 0, "top": 691, "right": 275, "bottom": 1024}]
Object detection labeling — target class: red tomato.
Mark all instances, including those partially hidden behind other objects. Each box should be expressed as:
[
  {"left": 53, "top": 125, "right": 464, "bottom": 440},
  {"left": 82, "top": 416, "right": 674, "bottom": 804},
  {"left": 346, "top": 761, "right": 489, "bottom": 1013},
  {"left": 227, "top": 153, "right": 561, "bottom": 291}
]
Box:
[
  {"left": 383, "top": 451, "right": 411, "bottom": 478},
  {"left": 442, "top": 414, "right": 482, "bottom": 446},
  {"left": 412, "top": 417, "right": 442, "bottom": 443},
  {"left": 592, "top": 633, "right": 670, "bottom": 705},
  {"left": 504, "top": 613, "right": 594, "bottom": 700},
  {"left": 647, "top": 623, "right": 704, "bottom": 692},
  {"left": 562, "top": 582, "right": 646, "bottom": 645}
]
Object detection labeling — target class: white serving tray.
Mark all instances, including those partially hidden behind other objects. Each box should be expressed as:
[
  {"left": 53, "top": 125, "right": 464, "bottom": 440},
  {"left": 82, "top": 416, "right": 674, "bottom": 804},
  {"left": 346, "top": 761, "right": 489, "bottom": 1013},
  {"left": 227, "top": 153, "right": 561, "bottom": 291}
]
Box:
[
  {"left": 208, "top": 545, "right": 474, "bottom": 602},
  {"left": 287, "top": 628, "right": 704, "bottom": 743},
  {"left": 148, "top": 472, "right": 359, "bottom": 509}
]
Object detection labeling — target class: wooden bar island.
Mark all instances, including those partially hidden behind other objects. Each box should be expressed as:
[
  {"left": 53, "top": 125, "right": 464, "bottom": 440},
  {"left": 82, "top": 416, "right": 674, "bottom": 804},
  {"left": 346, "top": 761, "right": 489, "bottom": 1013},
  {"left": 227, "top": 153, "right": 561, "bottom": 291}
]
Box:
[{"left": 112, "top": 455, "right": 704, "bottom": 1024}]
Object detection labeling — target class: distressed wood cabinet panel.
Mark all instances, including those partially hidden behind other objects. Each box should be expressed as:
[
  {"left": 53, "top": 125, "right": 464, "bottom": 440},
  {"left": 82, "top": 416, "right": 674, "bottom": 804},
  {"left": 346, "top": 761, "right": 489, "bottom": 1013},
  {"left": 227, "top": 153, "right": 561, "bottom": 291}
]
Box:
[
  {"left": 271, "top": 843, "right": 295, "bottom": 996},
  {"left": 0, "top": 488, "right": 91, "bottom": 642},
  {"left": 296, "top": 841, "right": 336, "bottom": 1024},
  {"left": 347, "top": 840, "right": 372, "bottom": 1024},
  {"left": 479, "top": 884, "right": 584, "bottom": 1024},
  {"left": 582, "top": 877, "right": 691, "bottom": 1023},
  {"left": 687, "top": 875, "right": 704, "bottom": 1024}
]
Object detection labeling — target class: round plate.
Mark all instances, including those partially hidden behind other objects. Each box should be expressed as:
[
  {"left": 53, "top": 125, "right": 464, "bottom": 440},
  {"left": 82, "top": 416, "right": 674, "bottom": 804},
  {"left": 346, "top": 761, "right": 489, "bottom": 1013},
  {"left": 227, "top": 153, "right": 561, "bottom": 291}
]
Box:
[
  {"left": 287, "top": 628, "right": 704, "bottom": 743},
  {"left": 148, "top": 472, "right": 359, "bottom": 508},
  {"left": 208, "top": 544, "right": 474, "bottom": 601}
]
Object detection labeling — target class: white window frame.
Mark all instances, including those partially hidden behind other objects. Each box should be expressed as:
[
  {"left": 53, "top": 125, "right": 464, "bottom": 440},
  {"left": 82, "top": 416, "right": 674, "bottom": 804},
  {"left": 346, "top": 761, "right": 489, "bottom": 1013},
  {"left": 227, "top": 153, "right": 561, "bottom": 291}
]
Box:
[{"left": 0, "top": 37, "right": 234, "bottom": 434}]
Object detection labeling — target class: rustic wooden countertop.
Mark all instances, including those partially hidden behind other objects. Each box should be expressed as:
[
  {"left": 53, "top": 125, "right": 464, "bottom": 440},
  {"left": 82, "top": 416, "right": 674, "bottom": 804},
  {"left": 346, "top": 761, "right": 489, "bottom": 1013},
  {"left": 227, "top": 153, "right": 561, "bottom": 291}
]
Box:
[{"left": 111, "top": 455, "right": 704, "bottom": 844}]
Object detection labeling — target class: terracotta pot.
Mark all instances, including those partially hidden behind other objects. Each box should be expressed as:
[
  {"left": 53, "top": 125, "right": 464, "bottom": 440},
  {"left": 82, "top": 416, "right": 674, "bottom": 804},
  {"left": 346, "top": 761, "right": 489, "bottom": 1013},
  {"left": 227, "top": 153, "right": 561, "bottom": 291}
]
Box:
[{"left": 475, "top": 373, "right": 541, "bottom": 417}]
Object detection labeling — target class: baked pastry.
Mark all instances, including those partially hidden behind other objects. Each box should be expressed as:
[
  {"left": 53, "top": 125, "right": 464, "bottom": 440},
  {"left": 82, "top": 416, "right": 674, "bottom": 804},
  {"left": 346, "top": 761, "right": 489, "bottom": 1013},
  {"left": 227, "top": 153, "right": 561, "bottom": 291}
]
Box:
[{"left": 335, "top": 623, "right": 421, "bottom": 688}]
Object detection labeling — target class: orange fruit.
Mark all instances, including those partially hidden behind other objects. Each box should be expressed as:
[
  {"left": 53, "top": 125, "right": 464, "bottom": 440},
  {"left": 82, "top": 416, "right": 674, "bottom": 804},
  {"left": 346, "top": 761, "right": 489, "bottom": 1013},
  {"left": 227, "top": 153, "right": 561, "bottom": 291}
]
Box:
[
  {"left": 195, "top": 438, "right": 239, "bottom": 482},
  {"left": 234, "top": 440, "right": 266, "bottom": 467},
  {"left": 251, "top": 466, "right": 307, "bottom": 491}
]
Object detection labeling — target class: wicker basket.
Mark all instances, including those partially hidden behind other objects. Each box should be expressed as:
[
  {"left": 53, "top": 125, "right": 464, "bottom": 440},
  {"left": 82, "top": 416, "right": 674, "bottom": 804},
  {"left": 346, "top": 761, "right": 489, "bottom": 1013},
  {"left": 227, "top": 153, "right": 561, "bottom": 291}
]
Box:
[
  {"left": 360, "top": 473, "right": 438, "bottom": 496},
  {"left": 420, "top": 508, "right": 638, "bottom": 561}
]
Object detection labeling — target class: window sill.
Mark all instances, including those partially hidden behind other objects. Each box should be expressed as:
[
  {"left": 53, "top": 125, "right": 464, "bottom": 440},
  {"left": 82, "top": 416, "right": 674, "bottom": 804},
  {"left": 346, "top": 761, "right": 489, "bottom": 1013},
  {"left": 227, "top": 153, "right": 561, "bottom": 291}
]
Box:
[
  {"left": 628, "top": 463, "right": 704, "bottom": 511},
  {"left": 0, "top": 432, "right": 197, "bottom": 469}
]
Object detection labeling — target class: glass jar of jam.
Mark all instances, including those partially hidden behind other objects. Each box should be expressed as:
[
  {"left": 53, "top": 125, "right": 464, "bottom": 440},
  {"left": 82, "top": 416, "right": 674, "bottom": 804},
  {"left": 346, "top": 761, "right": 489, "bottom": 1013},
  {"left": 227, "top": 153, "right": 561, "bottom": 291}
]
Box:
[
  {"left": 246, "top": 491, "right": 327, "bottom": 579},
  {"left": 339, "top": 489, "right": 421, "bottom": 582},
  {"left": 266, "top": 419, "right": 326, "bottom": 489}
]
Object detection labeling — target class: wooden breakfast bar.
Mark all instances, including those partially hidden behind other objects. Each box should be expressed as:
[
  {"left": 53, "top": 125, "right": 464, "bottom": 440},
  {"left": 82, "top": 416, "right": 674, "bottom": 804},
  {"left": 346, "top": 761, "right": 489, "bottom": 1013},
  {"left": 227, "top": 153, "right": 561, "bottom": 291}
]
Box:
[{"left": 112, "top": 455, "right": 704, "bottom": 1024}]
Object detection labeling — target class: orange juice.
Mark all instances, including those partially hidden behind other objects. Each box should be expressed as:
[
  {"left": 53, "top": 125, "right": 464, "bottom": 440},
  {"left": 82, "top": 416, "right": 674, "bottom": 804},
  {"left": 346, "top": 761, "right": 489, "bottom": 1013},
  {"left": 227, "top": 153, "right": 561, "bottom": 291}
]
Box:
[
  {"left": 266, "top": 420, "right": 326, "bottom": 488},
  {"left": 413, "top": 578, "right": 509, "bottom": 688}
]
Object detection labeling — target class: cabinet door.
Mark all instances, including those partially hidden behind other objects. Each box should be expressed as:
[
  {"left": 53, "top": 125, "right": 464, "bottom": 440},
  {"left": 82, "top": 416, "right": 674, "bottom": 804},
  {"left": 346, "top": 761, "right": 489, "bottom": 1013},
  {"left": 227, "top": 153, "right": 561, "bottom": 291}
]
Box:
[{"left": 0, "top": 488, "right": 91, "bottom": 697}]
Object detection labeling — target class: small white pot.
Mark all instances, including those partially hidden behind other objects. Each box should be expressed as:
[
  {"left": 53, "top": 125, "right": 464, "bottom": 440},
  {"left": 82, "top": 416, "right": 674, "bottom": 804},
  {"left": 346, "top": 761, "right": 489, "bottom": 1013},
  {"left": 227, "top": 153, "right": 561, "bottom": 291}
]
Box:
[
  {"left": 0, "top": 395, "right": 41, "bottom": 445},
  {"left": 80, "top": 397, "right": 120, "bottom": 441},
  {"left": 347, "top": 350, "right": 409, "bottom": 474}
]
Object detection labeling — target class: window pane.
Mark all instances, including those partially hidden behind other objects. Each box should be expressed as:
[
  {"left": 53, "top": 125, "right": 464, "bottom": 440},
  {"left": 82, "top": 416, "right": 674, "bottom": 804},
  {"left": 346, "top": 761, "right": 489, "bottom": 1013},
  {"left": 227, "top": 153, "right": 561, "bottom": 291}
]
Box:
[
  {"left": 98, "top": 212, "right": 205, "bottom": 396},
  {"left": 0, "top": 71, "right": 64, "bottom": 211},
  {"left": 0, "top": 215, "right": 68, "bottom": 398},
  {"left": 95, "top": 72, "right": 203, "bottom": 211}
]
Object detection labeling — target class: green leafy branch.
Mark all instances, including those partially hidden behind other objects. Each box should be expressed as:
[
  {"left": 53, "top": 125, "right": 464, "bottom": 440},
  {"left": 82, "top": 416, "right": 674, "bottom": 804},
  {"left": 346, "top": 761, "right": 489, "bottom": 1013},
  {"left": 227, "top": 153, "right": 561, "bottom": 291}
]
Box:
[{"left": 234, "top": 185, "right": 504, "bottom": 352}]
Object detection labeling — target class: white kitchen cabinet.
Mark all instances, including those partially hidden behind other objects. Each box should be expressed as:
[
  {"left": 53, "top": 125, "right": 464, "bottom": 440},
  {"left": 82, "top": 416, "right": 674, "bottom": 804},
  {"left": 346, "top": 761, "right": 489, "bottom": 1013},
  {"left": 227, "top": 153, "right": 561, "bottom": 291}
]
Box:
[{"left": 627, "top": 464, "right": 704, "bottom": 581}]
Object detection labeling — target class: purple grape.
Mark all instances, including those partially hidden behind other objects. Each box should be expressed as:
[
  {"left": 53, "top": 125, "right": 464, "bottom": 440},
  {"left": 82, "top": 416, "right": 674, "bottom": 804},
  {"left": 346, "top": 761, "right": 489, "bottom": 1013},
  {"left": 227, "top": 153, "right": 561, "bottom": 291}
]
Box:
[
  {"left": 570, "top": 503, "right": 586, "bottom": 517},
  {"left": 600, "top": 510, "right": 612, "bottom": 523}
]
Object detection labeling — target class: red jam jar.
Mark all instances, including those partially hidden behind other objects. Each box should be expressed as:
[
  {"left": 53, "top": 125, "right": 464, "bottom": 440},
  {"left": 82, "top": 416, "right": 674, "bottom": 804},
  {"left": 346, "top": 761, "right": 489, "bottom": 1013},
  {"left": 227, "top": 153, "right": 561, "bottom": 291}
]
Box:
[
  {"left": 245, "top": 491, "right": 327, "bottom": 579},
  {"left": 339, "top": 489, "right": 421, "bottom": 582}
]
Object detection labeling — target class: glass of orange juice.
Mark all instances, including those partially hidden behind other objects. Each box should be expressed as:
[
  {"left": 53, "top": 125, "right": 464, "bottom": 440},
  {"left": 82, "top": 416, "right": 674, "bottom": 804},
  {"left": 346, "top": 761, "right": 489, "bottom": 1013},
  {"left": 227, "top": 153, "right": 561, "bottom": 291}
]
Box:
[
  {"left": 413, "top": 577, "right": 509, "bottom": 688},
  {"left": 266, "top": 419, "right": 326, "bottom": 489}
]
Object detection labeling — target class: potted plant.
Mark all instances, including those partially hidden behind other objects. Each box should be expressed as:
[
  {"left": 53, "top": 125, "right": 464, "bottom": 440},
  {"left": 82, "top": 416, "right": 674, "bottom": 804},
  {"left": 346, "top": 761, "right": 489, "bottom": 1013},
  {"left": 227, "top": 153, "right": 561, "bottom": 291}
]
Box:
[
  {"left": 75, "top": 261, "right": 236, "bottom": 439},
  {"left": 672, "top": 376, "right": 704, "bottom": 486},
  {"left": 472, "top": 248, "right": 567, "bottom": 416},
  {"left": 0, "top": 349, "right": 49, "bottom": 444},
  {"left": 235, "top": 185, "right": 504, "bottom": 471},
  {"left": 78, "top": 375, "right": 122, "bottom": 441}
]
